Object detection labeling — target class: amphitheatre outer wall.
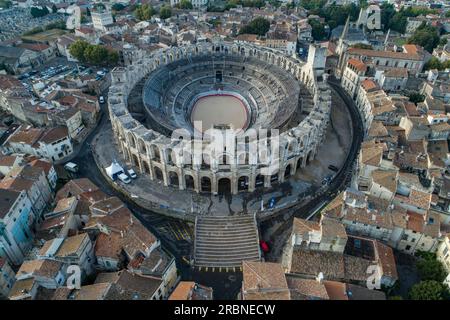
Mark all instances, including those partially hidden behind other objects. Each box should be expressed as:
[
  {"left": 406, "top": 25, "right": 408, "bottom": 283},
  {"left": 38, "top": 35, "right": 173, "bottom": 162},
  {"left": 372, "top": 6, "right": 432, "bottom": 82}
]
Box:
[{"left": 107, "top": 41, "right": 332, "bottom": 195}]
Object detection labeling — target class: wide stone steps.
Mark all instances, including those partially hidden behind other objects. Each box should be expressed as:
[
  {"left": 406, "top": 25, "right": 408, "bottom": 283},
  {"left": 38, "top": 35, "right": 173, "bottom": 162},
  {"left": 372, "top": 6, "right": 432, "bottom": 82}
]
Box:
[{"left": 194, "top": 215, "right": 261, "bottom": 268}]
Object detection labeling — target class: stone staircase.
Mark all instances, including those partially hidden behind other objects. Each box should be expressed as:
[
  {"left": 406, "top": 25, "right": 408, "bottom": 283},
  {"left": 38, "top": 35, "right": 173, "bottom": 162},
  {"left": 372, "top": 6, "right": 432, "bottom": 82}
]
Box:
[{"left": 194, "top": 214, "right": 261, "bottom": 268}]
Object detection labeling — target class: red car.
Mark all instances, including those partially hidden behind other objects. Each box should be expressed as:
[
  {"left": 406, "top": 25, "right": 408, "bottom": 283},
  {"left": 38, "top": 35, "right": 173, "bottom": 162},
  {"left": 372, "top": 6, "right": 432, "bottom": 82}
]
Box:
[{"left": 260, "top": 240, "right": 270, "bottom": 253}]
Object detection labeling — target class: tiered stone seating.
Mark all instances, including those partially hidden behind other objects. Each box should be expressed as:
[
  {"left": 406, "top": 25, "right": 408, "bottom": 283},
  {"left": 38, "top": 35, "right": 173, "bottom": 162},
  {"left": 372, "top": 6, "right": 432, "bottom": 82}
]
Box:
[{"left": 194, "top": 215, "right": 261, "bottom": 268}]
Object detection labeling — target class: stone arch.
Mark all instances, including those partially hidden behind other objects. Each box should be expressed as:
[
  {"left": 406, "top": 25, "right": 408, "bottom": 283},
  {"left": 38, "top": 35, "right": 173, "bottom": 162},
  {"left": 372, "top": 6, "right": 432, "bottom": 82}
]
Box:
[
  {"left": 201, "top": 176, "right": 211, "bottom": 192},
  {"left": 154, "top": 166, "right": 163, "bottom": 180},
  {"left": 185, "top": 174, "right": 195, "bottom": 190},
  {"left": 168, "top": 171, "right": 179, "bottom": 186},
  {"left": 284, "top": 164, "right": 292, "bottom": 178},
  {"left": 131, "top": 153, "right": 139, "bottom": 167},
  {"left": 270, "top": 172, "right": 279, "bottom": 184},
  {"left": 128, "top": 133, "right": 136, "bottom": 149},
  {"left": 142, "top": 161, "right": 151, "bottom": 174},
  {"left": 165, "top": 148, "right": 175, "bottom": 165},
  {"left": 255, "top": 174, "right": 265, "bottom": 188},
  {"left": 238, "top": 176, "right": 249, "bottom": 192},
  {"left": 151, "top": 145, "right": 161, "bottom": 162},
  {"left": 138, "top": 139, "right": 146, "bottom": 154},
  {"left": 218, "top": 177, "right": 231, "bottom": 194}
]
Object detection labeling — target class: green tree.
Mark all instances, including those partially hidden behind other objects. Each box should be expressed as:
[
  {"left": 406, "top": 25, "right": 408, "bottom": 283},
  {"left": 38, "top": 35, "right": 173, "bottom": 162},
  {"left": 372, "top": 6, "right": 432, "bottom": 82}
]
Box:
[
  {"left": 409, "top": 281, "right": 449, "bottom": 300},
  {"left": 416, "top": 252, "right": 447, "bottom": 282},
  {"left": 51, "top": 4, "right": 57, "bottom": 13},
  {"left": 135, "top": 4, "right": 155, "bottom": 21},
  {"left": 86, "top": 7, "right": 91, "bottom": 16},
  {"left": 111, "top": 3, "right": 126, "bottom": 11},
  {"left": 0, "top": 0, "right": 12, "bottom": 9},
  {"left": 239, "top": 17, "right": 270, "bottom": 36},
  {"left": 309, "top": 19, "right": 327, "bottom": 41},
  {"left": 159, "top": 5, "right": 172, "bottom": 20},
  {"left": 108, "top": 51, "right": 119, "bottom": 65},
  {"left": 69, "top": 40, "right": 90, "bottom": 63},
  {"left": 351, "top": 43, "right": 373, "bottom": 49},
  {"left": 407, "top": 92, "right": 425, "bottom": 104},
  {"left": 179, "top": 0, "right": 193, "bottom": 9},
  {"left": 407, "top": 23, "right": 440, "bottom": 53},
  {"left": 30, "top": 6, "right": 50, "bottom": 18}
]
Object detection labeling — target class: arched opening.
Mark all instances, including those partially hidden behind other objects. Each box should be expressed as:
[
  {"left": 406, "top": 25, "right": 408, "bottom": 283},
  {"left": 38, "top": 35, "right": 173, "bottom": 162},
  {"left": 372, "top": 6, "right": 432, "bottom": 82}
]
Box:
[
  {"left": 306, "top": 151, "right": 313, "bottom": 165},
  {"left": 151, "top": 145, "right": 161, "bottom": 162},
  {"left": 270, "top": 173, "right": 279, "bottom": 184},
  {"left": 201, "top": 177, "right": 211, "bottom": 192},
  {"left": 185, "top": 175, "right": 195, "bottom": 190},
  {"left": 154, "top": 167, "right": 163, "bottom": 181},
  {"left": 296, "top": 158, "right": 303, "bottom": 170},
  {"left": 284, "top": 164, "right": 291, "bottom": 179},
  {"left": 255, "top": 174, "right": 265, "bottom": 188},
  {"left": 131, "top": 154, "right": 139, "bottom": 167},
  {"left": 128, "top": 134, "right": 136, "bottom": 148},
  {"left": 238, "top": 176, "right": 249, "bottom": 192},
  {"left": 143, "top": 161, "right": 151, "bottom": 174},
  {"left": 218, "top": 178, "right": 231, "bottom": 195},
  {"left": 168, "top": 171, "right": 179, "bottom": 186},
  {"left": 166, "top": 149, "right": 174, "bottom": 165}
]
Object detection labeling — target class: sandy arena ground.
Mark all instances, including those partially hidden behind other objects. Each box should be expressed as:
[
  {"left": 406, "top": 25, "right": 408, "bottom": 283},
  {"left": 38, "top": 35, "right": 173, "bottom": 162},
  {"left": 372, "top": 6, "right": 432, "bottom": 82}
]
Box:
[{"left": 191, "top": 94, "right": 248, "bottom": 132}]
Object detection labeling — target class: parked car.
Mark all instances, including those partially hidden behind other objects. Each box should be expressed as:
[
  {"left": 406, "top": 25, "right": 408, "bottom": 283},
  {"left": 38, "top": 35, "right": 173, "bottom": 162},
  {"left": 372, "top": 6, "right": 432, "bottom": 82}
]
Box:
[
  {"left": 328, "top": 165, "right": 339, "bottom": 172},
  {"left": 128, "top": 169, "right": 137, "bottom": 179},
  {"left": 99, "top": 96, "right": 105, "bottom": 104},
  {"left": 64, "top": 162, "right": 79, "bottom": 173},
  {"left": 260, "top": 240, "right": 270, "bottom": 253},
  {"left": 118, "top": 173, "right": 131, "bottom": 184}
]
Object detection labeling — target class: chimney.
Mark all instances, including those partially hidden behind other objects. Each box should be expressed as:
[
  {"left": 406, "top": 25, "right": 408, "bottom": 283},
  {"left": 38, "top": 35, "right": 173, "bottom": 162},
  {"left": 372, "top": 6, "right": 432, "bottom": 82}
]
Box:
[{"left": 316, "top": 272, "right": 324, "bottom": 284}]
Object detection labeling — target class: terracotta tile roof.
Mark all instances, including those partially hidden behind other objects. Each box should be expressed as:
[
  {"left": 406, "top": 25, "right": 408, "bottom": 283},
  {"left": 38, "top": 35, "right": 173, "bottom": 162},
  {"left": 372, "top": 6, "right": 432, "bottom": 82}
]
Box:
[
  {"left": 75, "top": 283, "right": 112, "bottom": 300},
  {"left": 361, "top": 79, "right": 379, "bottom": 92},
  {"left": 371, "top": 169, "right": 397, "bottom": 193},
  {"left": 7, "top": 127, "right": 43, "bottom": 145},
  {"left": 56, "top": 178, "right": 99, "bottom": 200},
  {"left": 290, "top": 248, "right": 345, "bottom": 279},
  {"left": 285, "top": 276, "right": 329, "bottom": 300},
  {"left": 38, "top": 127, "right": 69, "bottom": 144},
  {"left": 375, "top": 242, "right": 398, "bottom": 279},
  {"left": 348, "top": 58, "right": 367, "bottom": 72},
  {"left": 323, "top": 281, "right": 348, "bottom": 300},
  {"left": 242, "top": 261, "right": 290, "bottom": 300},
  {"left": 168, "top": 281, "right": 213, "bottom": 300},
  {"left": 360, "top": 145, "right": 383, "bottom": 166},
  {"left": 348, "top": 47, "right": 422, "bottom": 61}
]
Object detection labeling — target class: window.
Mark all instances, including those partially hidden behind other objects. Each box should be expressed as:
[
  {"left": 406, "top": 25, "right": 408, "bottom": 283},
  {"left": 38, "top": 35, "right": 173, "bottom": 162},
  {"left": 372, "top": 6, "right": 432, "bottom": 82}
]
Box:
[{"left": 405, "top": 245, "right": 411, "bottom": 251}]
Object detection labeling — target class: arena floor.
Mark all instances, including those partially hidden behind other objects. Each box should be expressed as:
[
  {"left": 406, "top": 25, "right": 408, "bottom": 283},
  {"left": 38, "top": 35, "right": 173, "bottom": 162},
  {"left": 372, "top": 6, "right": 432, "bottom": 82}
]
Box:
[{"left": 190, "top": 94, "right": 249, "bottom": 132}]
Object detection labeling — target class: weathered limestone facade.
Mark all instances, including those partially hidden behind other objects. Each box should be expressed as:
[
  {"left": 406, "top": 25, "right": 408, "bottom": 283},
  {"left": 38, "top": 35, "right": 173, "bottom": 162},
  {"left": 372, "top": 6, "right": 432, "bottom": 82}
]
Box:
[{"left": 108, "top": 41, "right": 331, "bottom": 195}]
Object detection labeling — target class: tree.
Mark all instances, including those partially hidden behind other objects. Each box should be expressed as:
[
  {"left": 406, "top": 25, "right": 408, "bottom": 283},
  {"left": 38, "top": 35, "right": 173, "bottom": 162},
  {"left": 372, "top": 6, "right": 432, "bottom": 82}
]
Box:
[
  {"left": 178, "top": 0, "right": 193, "bottom": 9},
  {"left": 423, "top": 56, "right": 450, "bottom": 71},
  {"left": 0, "top": 0, "right": 12, "bottom": 9},
  {"left": 409, "top": 281, "right": 449, "bottom": 300},
  {"left": 309, "top": 19, "right": 327, "bottom": 41},
  {"left": 86, "top": 7, "right": 91, "bottom": 16},
  {"left": 416, "top": 252, "right": 447, "bottom": 282},
  {"left": 111, "top": 3, "right": 126, "bottom": 11},
  {"left": 159, "top": 5, "right": 172, "bottom": 20},
  {"left": 68, "top": 40, "right": 118, "bottom": 66},
  {"left": 51, "top": 4, "right": 57, "bottom": 13},
  {"left": 407, "top": 92, "right": 425, "bottom": 104},
  {"left": 135, "top": 4, "right": 155, "bottom": 21},
  {"left": 239, "top": 17, "right": 270, "bottom": 36},
  {"left": 69, "top": 40, "right": 90, "bottom": 63},
  {"left": 407, "top": 23, "right": 440, "bottom": 53},
  {"left": 351, "top": 43, "right": 373, "bottom": 49},
  {"left": 30, "top": 6, "right": 50, "bottom": 18}
]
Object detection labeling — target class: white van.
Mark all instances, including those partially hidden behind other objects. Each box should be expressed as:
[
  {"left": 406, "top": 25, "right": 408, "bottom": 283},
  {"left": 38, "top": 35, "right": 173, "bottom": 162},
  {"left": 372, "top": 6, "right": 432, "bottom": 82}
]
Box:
[
  {"left": 64, "top": 162, "right": 79, "bottom": 173},
  {"left": 128, "top": 169, "right": 137, "bottom": 179},
  {"left": 118, "top": 173, "right": 131, "bottom": 184}
]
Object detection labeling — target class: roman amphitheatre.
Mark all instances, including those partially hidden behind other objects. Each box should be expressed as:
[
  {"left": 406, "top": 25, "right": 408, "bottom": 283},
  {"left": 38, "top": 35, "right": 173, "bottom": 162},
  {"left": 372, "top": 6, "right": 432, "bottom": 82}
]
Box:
[
  {"left": 93, "top": 40, "right": 356, "bottom": 269},
  {"left": 106, "top": 41, "right": 341, "bottom": 197}
]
